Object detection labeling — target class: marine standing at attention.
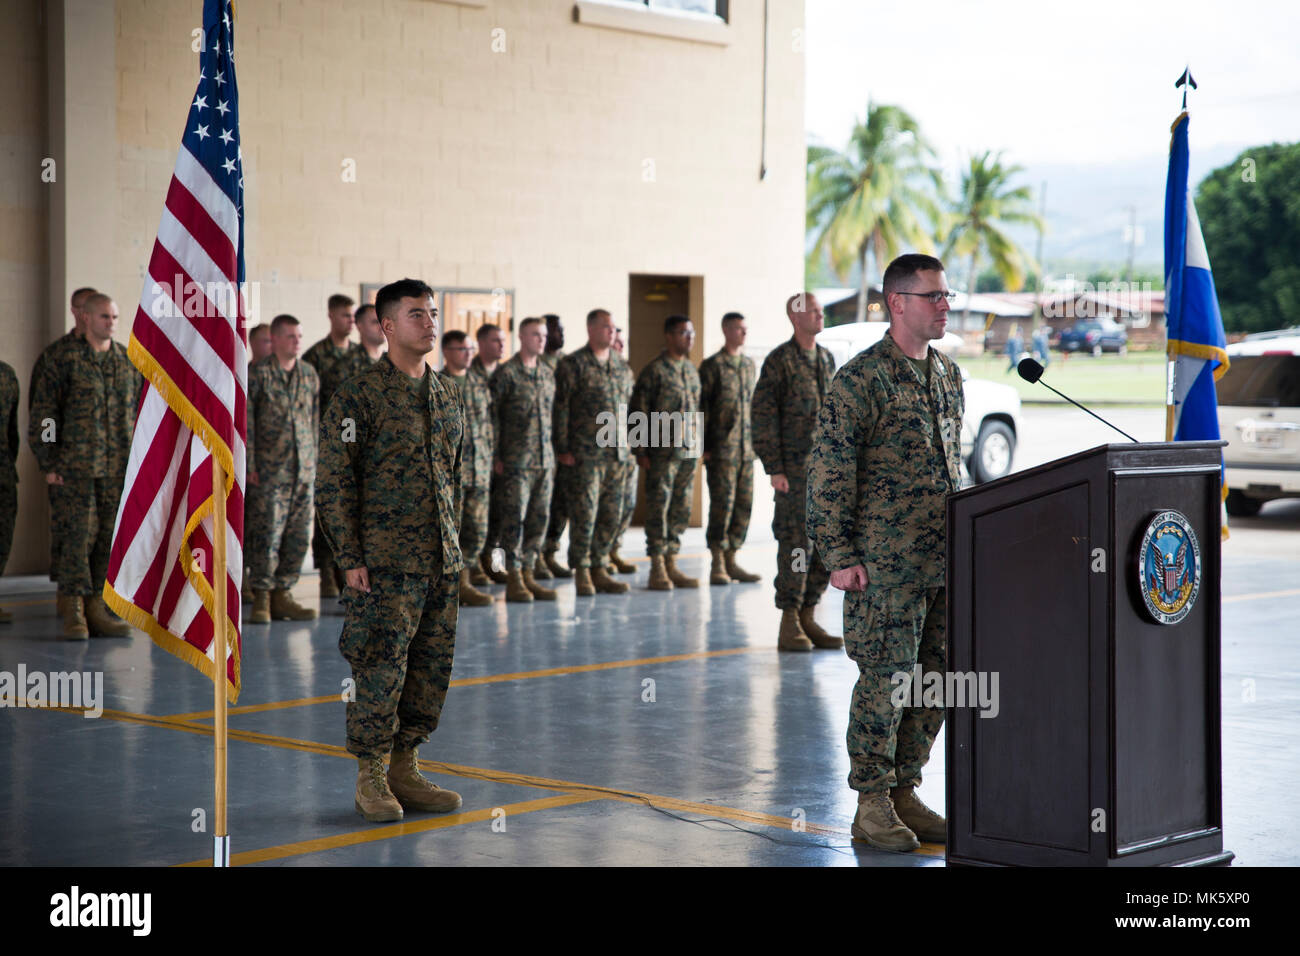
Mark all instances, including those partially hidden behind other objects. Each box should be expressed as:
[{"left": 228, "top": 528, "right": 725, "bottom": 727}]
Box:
[
  {"left": 807, "top": 254, "right": 964, "bottom": 852},
  {"left": 317, "top": 278, "right": 465, "bottom": 824}
]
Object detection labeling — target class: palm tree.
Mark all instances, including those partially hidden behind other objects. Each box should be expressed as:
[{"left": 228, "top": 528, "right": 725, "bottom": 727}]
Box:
[
  {"left": 943, "top": 151, "right": 1044, "bottom": 331},
  {"left": 807, "top": 103, "right": 943, "bottom": 324}
]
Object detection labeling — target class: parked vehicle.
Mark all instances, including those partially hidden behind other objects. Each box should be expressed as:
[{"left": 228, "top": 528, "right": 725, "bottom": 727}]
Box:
[
  {"left": 1215, "top": 328, "right": 1300, "bottom": 516},
  {"left": 815, "top": 323, "right": 1022, "bottom": 484},
  {"left": 1057, "top": 318, "right": 1128, "bottom": 356}
]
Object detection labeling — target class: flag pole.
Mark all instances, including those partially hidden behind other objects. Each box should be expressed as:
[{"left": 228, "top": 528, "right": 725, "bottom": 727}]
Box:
[{"left": 212, "top": 456, "right": 230, "bottom": 867}]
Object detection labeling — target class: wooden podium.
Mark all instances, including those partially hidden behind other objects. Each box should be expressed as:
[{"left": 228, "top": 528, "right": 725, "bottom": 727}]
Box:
[{"left": 945, "top": 441, "right": 1233, "bottom": 867}]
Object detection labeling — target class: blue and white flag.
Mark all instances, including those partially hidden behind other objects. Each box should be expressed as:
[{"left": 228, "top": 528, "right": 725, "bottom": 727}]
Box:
[{"left": 1164, "top": 111, "right": 1229, "bottom": 525}]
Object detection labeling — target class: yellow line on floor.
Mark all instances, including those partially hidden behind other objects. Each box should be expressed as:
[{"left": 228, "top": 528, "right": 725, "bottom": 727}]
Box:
[
  {"left": 1223, "top": 587, "right": 1300, "bottom": 604},
  {"left": 39, "top": 702, "right": 876, "bottom": 854},
  {"left": 164, "top": 645, "right": 767, "bottom": 720},
  {"left": 174, "top": 793, "right": 602, "bottom": 866}
]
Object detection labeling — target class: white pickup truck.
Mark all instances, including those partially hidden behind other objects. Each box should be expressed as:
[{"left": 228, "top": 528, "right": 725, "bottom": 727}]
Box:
[
  {"left": 814, "top": 322, "right": 1023, "bottom": 484},
  {"left": 1215, "top": 328, "right": 1300, "bottom": 516}
]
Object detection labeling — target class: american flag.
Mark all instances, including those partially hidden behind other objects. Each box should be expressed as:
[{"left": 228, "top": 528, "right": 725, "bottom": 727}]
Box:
[{"left": 105, "top": 0, "right": 247, "bottom": 701}]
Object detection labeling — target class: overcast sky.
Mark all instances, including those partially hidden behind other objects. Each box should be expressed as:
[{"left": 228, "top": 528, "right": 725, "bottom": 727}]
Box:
[{"left": 805, "top": 0, "right": 1300, "bottom": 171}]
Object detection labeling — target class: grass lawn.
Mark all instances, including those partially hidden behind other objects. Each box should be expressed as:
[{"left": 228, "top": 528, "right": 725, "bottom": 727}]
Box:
[{"left": 960, "top": 351, "right": 1166, "bottom": 404}]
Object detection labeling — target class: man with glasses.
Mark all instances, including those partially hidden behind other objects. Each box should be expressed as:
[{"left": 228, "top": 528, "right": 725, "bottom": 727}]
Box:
[
  {"left": 752, "top": 292, "right": 841, "bottom": 652},
  {"left": 807, "top": 253, "right": 965, "bottom": 852},
  {"left": 439, "top": 330, "right": 494, "bottom": 607}
]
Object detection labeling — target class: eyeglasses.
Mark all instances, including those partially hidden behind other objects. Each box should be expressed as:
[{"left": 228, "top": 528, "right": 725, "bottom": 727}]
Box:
[{"left": 895, "top": 290, "right": 956, "bottom": 304}]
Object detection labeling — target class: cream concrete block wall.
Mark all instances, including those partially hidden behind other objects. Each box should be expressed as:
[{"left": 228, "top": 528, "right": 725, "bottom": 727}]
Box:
[
  {"left": 0, "top": 0, "right": 805, "bottom": 575},
  {"left": 110, "top": 0, "right": 805, "bottom": 355},
  {"left": 1, "top": 0, "right": 51, "bottom": 574}
]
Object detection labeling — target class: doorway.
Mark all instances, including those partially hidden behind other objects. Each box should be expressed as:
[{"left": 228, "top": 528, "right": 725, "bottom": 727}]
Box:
[{"left": 626, "top": 273, "right": 706, "bottom": 529}]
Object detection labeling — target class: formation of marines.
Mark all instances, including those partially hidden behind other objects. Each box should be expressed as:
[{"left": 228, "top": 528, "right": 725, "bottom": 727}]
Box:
[{"left": 17, "top": 261, "right": 960, "bottom": 848}]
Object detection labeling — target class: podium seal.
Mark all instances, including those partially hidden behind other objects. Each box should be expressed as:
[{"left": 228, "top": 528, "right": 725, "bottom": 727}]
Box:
[{"left": 1137, "top": 510, "right": 1202, "bottom": 625}]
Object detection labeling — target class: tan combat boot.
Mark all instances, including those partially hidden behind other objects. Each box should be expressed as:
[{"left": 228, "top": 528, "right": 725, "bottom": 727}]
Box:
[
  {"left": 481, "top": 551, "right": 508, "bottom": 585},
  {"left": 532, "top": 555, "right": 553, "bottom": 580},
  {"left": 270, "top": 588, "right": 317, "bottom": 621},
  {"left": 709, "top": 546, "right": 731, "bottom": 585},
  {"left": 250, "top": 590, "right": 271, "bottom": 623},
  {"left": 851, "top": 791, "right": 920, "bottom": 852},
  {"left": 458, "top": 568, "right": 493, "bottom": 607},
  {"left": 62, "top": 596, "right": 89, "bottom": 641},
  {"left": 319, "top": 559, "right": 339, "bottom": 598},
  {"left": 355, "top": 755, "right": 404, "bottom": 823},
  {"left": 85, "top": 596, "right": 130, "bottom": 636},
  {"left": 543, "top": 548, "right": 573, "bottom": 579},
  {"left": 777, "top": 608, "right": 813, "bottom": 652},
  {"left": 522, "top": 567, "right": 557, "bottom": 601},
  {"left": 799, "top": 606, "right": 843, "bottom": 649},
  {"left": 609, "top": 548, "right": 636, "bottom": 574},
  {"left": 591, "top": 565, "right": 630, "bottom": 594},
  {"left": 387, "top": 748, "right": 462, "bottom": 813},
  {"left": 574, "top": 567, "right": 596, "bottom": 597},
  {"left": 892, "top": 786, "right": 947, "bottom": 843},
  {"left": 664, "top": 554, "right": 699, "bottom": 588},
  {"left": 505, "top": 568, "right": 534, "bottom": 603},
  {"left": 468, "top": 562, "right": 491, "bottom": 587},
  {"left": 647, "top": 555, "right": 673, "bottom": 591},
  {"left": 724, "top": 549, "right": 761, "bottom": 583}
]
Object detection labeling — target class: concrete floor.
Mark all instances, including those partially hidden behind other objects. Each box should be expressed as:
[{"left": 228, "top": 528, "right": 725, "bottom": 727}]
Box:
[{"left": 1, "top": 407, "right": 1296, "bottom": 866}]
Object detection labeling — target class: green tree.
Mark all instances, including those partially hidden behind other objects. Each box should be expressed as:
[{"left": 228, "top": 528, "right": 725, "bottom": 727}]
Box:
[
  {"left": 1196, "top": 142, "right": 1300, "bottom": 334},
  {"left": 806, "top": 103, "right": 942, "bottom": 324},
  {"left": 943, "top": 151, "right": 1043, "bottom": 330}
]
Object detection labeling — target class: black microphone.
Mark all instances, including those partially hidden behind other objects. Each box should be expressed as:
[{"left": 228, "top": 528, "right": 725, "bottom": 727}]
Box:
[{"left": 1017, "top": 358, "right": 1140, "bottom": 443}]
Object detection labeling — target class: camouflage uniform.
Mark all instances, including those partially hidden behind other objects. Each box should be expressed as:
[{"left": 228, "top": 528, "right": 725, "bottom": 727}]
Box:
[
  {"left": 28, "top": 337, "right": 142, "bottom": 596},
  {"left": 613, "top": 458, "right": 638, "bottom": 553},
  {"left": 752, "top": 337, "right": 836, "bottom": 610},
  {"left": 490, "top": 355, "right": 555, "bottom": 570},
  {"left": 554, "top": 346, "right": 635, "bottom": 568},
  {"left": 304, "top": 338, "right": 363, "bottom": 580},
  {"left": 630, "top": 351, "right": 701, "bottom": 557},
  {"left": 438, "top": 368, "right": 494, "bottom": 567},
  {"left": 317, "top": 356, "right": 464, "bottom": 759},
  {"left": 470, "top": 358, "right": 505, "bottom": 565},
  {"left": 806, "top": 329, "right": 964, "bottom": 795},
  {"left": 29, "top": 331, "right": 82, "bottom": 582},
  {"left": 0, "top": 361, "right": 19, "bottom": 578},
  {"left": 539, "top": 350, "right": 571, "bottom": 555},
  {"left": 247, "top": 356, "right": 319, "bottom": 592},
  {"left": 699, "top": 348, "right": 757, "bottom": 551}
]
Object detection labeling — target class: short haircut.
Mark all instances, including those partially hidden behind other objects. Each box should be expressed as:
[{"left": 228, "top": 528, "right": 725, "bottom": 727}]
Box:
[
  {"left": 543, "top": 313, "right": 561, "bottom": 325},
  {"left": 519, "top": 316, "right": 543, "bottom": 334},
  {"left": 270, "top": 313, "right": 300, "bottom": 334},
  {"left": 476, "top": 323, "right": 502, "bottom": 341},
  {"left": 664, "top": 314, "right": 690, "bottom": 335},
  {"left": 375, "top": 279, "right": 434, "bottom": 321},
  {"left": 82, "top": 292, "right": 113, "bottom": 313},
  {"left": 327, "top": 293, "right": 355, "bottom": 312},
  {"left": 882, "top": 254, "right": 946, "bottom": 298},
  {"left": 721, "top": 311, "right": 744, "bottom": 326},
  {"left": 785, "top": 292, "right": 818, "bottom": 316},
  {"left": 355, "top": 303, "right": 376, "bottom": 321},
  {"left": 586, "top": 308, "right": 611, "bottom": 326},
  {"left": 442, "top": 329, "right": 467, "bottom": 348},
  {"left": 249, "top": 322, "right": 271, "bottom": 339},
  {"left": 71, "top": 287, "right": 97, "bottom": 306}
]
